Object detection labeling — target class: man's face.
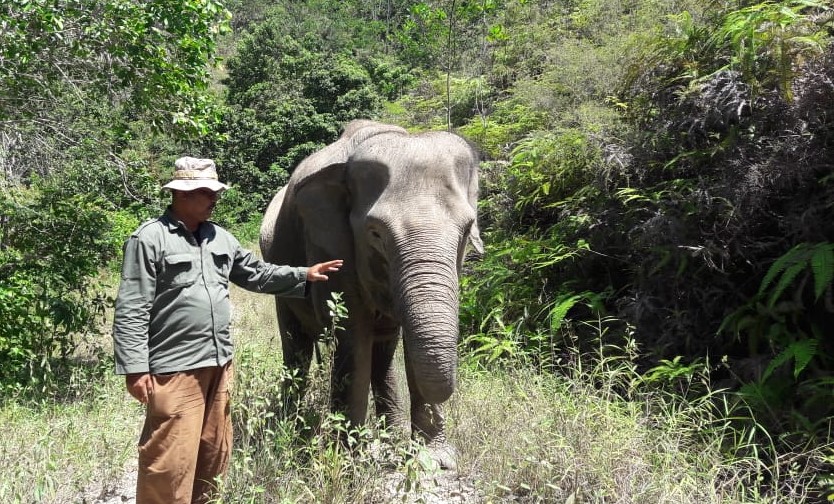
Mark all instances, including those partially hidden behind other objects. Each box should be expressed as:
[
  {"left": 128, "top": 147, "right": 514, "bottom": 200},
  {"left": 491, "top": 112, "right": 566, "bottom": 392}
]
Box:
[{"left": 177, "top": 188, "right": 221, "bottom": 223}]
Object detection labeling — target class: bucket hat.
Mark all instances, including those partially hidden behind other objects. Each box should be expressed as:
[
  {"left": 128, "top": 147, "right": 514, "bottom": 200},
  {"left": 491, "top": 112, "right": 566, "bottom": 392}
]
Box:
[{"left": 162, "top": 157, "right": 229, "bottom": 192}]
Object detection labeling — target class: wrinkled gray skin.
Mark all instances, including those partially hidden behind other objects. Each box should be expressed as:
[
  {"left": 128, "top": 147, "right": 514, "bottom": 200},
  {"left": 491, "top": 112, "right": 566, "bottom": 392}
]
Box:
[{"left": 260, "top": 120, "right": 483, "bottom": 468}]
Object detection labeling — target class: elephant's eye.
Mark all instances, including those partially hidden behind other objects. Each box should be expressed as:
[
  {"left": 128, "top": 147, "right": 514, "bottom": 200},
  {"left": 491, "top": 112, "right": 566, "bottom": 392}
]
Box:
[
  {"left": 366, "top": 217, "right": 387, "bottom": 251},
  {"left": 368, "top": 227, "right": 387, "bottom": 254},
  {"left": 367, "top": 222, "right": 384, "bottom": 241}
]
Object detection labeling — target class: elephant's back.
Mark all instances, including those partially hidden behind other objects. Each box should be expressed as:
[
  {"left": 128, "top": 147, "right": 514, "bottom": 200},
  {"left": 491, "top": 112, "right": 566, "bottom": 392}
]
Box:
[
  {"left": 359, "top": 130, "right": 474, "bottom": 157},
  {"left": 288, "top": 122, "right": 408, "bottom": 188}
]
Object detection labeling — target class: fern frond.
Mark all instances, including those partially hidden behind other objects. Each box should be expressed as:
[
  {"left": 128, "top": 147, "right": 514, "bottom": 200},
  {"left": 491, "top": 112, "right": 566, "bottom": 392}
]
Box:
[
  {"left": 547, "top": 294, "right": 583, "bottom": 332},
  {"left": 762, "top": 338, "right": 818, "bottom": 382},
  {"left": 810, "top": 243, "right": 834, "bottom": 301},
  {"left": 767, "top": 260, "right": 806, "bottom": 308},
  {"left": 758, "top": 243, "right": 807, "bottom": 296},
  {"left": 791, "top": 338, "right": 818, "bottom": 379}
]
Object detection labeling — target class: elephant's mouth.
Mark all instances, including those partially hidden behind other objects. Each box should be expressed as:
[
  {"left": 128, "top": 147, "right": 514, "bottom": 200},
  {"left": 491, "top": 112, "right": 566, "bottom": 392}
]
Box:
[{"left": 372, "top": 310, "right": 399, "bottom": 334}]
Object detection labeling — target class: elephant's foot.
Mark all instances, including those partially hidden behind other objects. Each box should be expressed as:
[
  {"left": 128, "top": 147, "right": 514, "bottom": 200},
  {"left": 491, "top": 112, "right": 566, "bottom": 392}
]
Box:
[
  {"left": 410, "top": 402, "right": 457, "bottom": 469},
  {"left": 425, "top": 439, "right": 458, "bottom": 471}
]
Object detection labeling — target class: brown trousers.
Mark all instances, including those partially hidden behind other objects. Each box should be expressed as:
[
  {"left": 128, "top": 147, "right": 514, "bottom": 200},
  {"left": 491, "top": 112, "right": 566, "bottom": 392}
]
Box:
[{"left": 136, "top": 364, "right": 233, "bottom": 504}]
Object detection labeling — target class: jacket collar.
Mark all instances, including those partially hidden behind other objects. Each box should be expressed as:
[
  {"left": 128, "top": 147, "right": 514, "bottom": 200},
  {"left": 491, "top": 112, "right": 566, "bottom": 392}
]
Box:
[{"left": 161, "top": 206, "right": 188, "bottom": 232}]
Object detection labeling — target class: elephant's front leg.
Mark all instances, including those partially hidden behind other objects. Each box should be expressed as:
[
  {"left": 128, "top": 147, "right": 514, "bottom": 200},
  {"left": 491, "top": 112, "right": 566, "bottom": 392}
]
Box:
[
  {"left": 404, "top": 356, "right": 457, "bottom": 470},
  {"left": 331, "top": 325, "right": 373, "bottom": 428},
  {"left": 371, "top": 337, "right": 406, "bottom": 433}
]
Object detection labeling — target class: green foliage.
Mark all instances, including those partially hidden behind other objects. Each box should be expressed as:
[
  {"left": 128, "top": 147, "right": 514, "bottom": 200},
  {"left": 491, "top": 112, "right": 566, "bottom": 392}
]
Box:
[
  {"left": 394, "top": 73, "right": 498, "bottom": 129},
  {"left": 642, "top": 355, "right": 706, "bottom": 385},
  {"left": 715, "top": 0, "right": 831, "bottom": 101},
  {"left": 210, "top": 16, "right": 387, "bottom": 213},
  {"left": 757, "top": 242, "right": 834, "bottom": 306},
  {"left": 366, "top": 55, "right": 419, "bottom": 101},
  {"left": 459, "top": 101, "right": 548, "bottom": 158},
  {"left": 394, "top": 2, "right": 450, "bottom": 68},
  {"left": 508, "top": 129, "right": 602, "bottom": 214},
  {"left": 0, "top": 179, "right": 128, "bottom": 388},
  {"left": 0, "top": 0, "right": 231, "bottom": 136},
  {"left": 720, "top": 243, "right": 834, "bottom": 437},
  {"left": 454, "top": 0, "right": 834, "bottom": 458},
  {"left": 624, "top": 1, "right": 832, "bottom": 151},
  {"left": 460, "top": 223, "right": 599, "bottom": 368},
  {"left": 607, "top": 2, "right": 834, "bottom": 451},
  {"left": 391, "top": 0, "right": 510, "bottom": 105}
]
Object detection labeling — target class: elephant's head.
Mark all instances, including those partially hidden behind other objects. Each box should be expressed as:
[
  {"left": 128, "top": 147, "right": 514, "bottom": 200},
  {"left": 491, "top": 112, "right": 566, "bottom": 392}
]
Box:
[{"left": 292, "top": 121, "right": 483, "bottom": 404}]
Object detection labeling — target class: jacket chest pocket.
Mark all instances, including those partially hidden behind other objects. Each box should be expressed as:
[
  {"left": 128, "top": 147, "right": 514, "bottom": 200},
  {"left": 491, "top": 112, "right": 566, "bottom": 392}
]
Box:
[
  {"left": 211, "top": 251, "right": 231, "bottom": 285},
  {"left": 160, "top": 253, "right": 199, "bottom": 287}
]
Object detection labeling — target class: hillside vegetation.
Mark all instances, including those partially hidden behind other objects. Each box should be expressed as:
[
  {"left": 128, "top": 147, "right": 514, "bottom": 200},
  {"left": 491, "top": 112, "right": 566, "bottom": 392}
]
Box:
[{"left": 1, "top": 0, "right": 833, "bottom": 501}]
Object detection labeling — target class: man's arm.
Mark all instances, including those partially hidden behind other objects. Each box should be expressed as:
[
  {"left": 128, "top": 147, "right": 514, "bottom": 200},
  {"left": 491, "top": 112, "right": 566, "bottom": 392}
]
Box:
[
  {"left": 230, "top": 245, "right": 342, "bottom": 295},
  {"left": 112, "top": 235, "right": 156, "bottom": 378}
]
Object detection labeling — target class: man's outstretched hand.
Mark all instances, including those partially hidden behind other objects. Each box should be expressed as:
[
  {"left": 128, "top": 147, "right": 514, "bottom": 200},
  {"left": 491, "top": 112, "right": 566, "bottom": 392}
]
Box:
[{"left": 307, "top": 259, "right": 343, "bottom": 281}]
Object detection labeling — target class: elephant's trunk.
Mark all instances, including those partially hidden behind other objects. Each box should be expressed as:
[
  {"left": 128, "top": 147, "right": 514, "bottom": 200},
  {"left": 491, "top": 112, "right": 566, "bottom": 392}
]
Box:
[{"left": 394, "top": 237, "right": 461, "bottom": 404}]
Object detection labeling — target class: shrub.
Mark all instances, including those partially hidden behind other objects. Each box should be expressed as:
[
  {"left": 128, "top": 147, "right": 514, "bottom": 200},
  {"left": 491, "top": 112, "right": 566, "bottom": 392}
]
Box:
[{"left": 0, "top": 179, "right": 126, "bottom": 389}]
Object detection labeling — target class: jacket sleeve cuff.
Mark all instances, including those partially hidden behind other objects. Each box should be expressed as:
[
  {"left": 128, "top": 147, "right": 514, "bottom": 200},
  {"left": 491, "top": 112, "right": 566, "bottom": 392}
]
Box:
[
  {"left": 283, "top": 267, "right": 308, "bottom": 298},
  {"left": 115, "top": 363, "right": 150, "bottom": 375}
]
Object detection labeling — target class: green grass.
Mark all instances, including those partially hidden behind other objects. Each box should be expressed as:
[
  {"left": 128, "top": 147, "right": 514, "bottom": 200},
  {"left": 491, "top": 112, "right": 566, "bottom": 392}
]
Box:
[
  {"left": 451, "top": 367, "right": 731, "bottom": 502},
  {"left": 0, "top": 369, "right": 141, "bottom": 503},
  {"left": 0, "top": 275, "right": 826, "bottom": 503}
]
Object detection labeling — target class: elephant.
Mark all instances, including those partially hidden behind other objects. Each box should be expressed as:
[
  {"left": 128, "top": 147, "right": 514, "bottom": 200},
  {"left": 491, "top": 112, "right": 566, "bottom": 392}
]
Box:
[{"left": 259, "top": 119, "right": 483, "bottom": 468}]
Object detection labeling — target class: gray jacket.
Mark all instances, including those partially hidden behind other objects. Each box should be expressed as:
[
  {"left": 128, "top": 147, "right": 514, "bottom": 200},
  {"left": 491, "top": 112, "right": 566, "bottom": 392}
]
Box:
[{"left": 112, "top": 208, "right": 307, "bottom": 374}]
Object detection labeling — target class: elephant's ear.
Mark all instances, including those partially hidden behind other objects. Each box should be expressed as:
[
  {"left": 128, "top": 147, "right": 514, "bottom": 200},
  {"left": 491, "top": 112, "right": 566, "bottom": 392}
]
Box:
[
  {"left": 467, "top": 158, "right": 485, "bottom": 256},
  {"left": 293, "top": 163, "right": 354, "bottom": 261},
  {"left": 468, "top": 222, "right": 484, "bottom": 256}
]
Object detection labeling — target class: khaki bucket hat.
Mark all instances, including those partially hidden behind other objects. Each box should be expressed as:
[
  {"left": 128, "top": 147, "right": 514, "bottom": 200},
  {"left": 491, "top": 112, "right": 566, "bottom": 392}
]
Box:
[{"left": 162, "top": 156, "right": 230, "bottom": 192}]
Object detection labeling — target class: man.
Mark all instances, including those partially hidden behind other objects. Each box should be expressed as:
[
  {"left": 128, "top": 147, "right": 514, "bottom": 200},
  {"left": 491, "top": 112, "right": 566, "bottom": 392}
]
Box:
[{"left": 112, "top": 156, "right": 342, "bottom": 504}]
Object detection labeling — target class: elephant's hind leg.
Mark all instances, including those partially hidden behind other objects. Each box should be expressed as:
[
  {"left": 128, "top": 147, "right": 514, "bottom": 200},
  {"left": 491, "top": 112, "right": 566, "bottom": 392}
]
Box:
[{"left": 277, "top": 300, "right": 315, "bottom": 415}]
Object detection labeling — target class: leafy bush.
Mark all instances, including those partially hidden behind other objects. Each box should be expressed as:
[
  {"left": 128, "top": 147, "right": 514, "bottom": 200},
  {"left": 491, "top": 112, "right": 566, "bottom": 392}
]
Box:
[
  {"left": 508, "top": 129, "right": 602, "bottom": 215},
  {"left": 209, "top": 20, "right": 386, "bottom": 213},
  {"left": 366, "top": 55, "right": 419, "bottom": 101},
  {"left": 460, "top": 113, "right": 636, "bottom": 368},
  {"left": 0, "top": 0, "right": 231, "bottom": 136},
  {"left": 459, "top": 102, "right": 548, "bottom": 159},
  {"left": 720, "top": 242, "right": 834, "bottom": 437},
  {"left": 608, "top": 1, "right": 834, "bottom": 444},
  {"left": 0, "top": 179, "right": 128, "bottom": 389},
  {"left": 394, "top": 73, "right": 499, "bottom": 129},
  {"left": 455, "top": 0, "right": 834, "bottom": 453}
]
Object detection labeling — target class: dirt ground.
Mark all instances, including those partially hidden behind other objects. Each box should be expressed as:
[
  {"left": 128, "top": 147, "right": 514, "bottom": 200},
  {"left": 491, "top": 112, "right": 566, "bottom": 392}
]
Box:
[{"left": 83, "top": 461, "right": 482, "bottom": 503}]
